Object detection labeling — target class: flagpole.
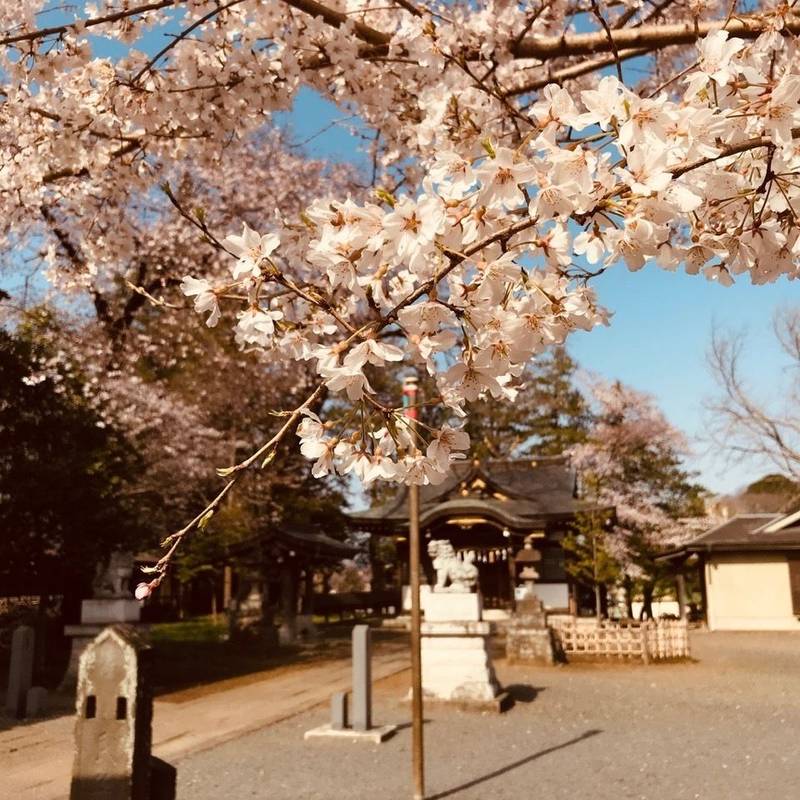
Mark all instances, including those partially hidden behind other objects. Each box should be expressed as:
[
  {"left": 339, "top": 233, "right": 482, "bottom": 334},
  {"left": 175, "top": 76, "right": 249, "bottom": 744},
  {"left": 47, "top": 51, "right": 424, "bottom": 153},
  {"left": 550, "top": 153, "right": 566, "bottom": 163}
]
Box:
[{"left": 402, "top": 375, "right": 425, "bottom": 800}]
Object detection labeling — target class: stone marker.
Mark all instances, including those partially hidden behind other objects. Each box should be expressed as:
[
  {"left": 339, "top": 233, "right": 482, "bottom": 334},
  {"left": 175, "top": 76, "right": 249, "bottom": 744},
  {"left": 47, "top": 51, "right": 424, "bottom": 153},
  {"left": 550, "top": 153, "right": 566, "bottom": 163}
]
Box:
[
  {"left": 351, "top": 625, "right": 371, "bottom": 731},
  {"left": 305, "top": 624, "right": 396, "bottom": 743},
  {"left": 330, "top": 692, "right": 348, "bottom": 731},
  {"left": 70, "top": 624, "right": 175, "bottom": 800},
  {"left": 5, "top": 625, "right": 35, "bottom": 719},
  {"left": 25, "top": 686, "right": 49, "bottom": 718},
  {"left": 506, "top": 593, "right": 556, "bottom": 665}
]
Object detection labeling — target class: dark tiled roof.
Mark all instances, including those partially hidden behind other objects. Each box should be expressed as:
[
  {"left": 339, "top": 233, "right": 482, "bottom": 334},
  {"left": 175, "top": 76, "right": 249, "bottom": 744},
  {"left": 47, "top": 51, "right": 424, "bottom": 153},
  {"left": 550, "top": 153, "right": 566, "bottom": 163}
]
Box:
[
  {"left": 672, "top": 513, "right": 800, "bottom": 553},
  {"left": 348, "top": 456, "right": 604, "bottom": 530},
  {"left": 277, "top": 527, "right": 359, "bottom": 559},
  {"left": 691, "top": 514, "right": 782, "bottom": 545}
]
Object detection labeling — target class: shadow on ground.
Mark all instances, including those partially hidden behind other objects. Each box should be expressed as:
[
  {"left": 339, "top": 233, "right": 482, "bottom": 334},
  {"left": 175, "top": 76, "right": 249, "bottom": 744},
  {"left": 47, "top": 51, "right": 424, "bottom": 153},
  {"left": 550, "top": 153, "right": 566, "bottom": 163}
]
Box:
[
  {"left": 427, "top": 729, "right": 602, "bottom": 799},
  {"left": 505, "top": 684, "right": 544, "bottom": 704}
]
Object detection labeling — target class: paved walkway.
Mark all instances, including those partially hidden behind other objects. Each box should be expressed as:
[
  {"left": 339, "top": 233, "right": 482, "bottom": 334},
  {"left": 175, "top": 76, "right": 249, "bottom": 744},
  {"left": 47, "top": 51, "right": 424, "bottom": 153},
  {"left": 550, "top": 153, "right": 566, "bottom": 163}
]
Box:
[{"left": 0, "top": 643, "right": 409, "bottom": 800}]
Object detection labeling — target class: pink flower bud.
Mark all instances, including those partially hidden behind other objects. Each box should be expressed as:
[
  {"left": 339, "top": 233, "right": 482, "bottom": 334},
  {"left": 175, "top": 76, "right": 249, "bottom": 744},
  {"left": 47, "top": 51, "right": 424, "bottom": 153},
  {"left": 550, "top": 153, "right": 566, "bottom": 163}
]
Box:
[{"left": 134, "top": 582, "right": 151, "bottom": 601}]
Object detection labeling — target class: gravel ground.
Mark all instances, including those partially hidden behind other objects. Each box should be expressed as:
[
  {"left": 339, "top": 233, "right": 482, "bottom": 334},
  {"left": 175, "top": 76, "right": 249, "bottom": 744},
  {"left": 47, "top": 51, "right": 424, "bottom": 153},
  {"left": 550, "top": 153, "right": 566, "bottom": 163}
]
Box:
[{"left": 177, "top": 631, "right": 800, "bottom": 800}]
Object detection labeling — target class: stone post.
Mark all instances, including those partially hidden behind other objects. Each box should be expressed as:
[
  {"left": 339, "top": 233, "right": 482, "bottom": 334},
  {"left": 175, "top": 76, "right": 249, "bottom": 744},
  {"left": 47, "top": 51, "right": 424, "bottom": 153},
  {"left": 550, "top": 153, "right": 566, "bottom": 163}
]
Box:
[
  {"left": 70, "top": 625, "right": 174, "bottom": 800},
  {"left": 5, "top": 625, "right": 35, "bottom": 719},
  {"left": 351, "top": 625, "right": 372, "bottom": 731},
  {"left": 330, "top": 692, "right": 348, "bottom": 731}
]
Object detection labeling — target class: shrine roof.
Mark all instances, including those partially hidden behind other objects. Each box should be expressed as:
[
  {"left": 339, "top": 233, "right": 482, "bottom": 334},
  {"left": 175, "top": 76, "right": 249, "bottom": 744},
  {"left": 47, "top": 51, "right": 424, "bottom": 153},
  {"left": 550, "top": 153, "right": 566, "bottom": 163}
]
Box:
[
  {"left": 347, "top": 456, "right": 607, "bottom": 531},
  {"left": 659, "top": 513, "right": 800, "bottom": 560}
]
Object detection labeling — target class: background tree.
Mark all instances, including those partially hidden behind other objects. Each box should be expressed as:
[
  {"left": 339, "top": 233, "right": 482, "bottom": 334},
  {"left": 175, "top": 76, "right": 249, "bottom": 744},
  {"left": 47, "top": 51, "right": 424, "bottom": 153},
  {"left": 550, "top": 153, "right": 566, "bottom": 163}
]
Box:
[
  {"left": 466, "top": 346, "right": 589, "bottom": 459},
  {"left": 0, "top": 311, "right": 141, "bottom": 619},
  {"left": 709, "top": 473, "right": 799, "bottom": 518},
  {"left": 708, "top": 309, "right": 800, "bottom": 483},
  {"left": 562, "top": 503, "right": 620, "bottom": 620},
  {"left": 570, "top": 379, "right": 707, "bottom": 619}
]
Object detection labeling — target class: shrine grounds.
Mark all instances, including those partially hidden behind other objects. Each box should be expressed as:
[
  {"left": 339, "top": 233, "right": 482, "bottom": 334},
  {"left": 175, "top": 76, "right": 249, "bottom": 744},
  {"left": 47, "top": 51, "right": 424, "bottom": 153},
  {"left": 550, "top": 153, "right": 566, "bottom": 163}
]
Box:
[{"left": 177, "top": 631, "right": 800, "bottom": 800}]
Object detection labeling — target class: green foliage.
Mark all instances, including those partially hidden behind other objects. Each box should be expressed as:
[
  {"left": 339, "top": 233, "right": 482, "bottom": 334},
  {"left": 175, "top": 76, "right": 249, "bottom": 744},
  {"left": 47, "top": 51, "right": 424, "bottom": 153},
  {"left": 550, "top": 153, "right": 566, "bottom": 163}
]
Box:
[
  {"left": 0, "top": 314, "right": 141, "bottom": 596},
  {"left": 562, "top": 509, "right": 620, "bottom": 589},
  {"left": 466, "top": 346, "right": 589, "bottom": 459},
  {"left": 746, "top": 473, "right": 797, "bottom": 496}
]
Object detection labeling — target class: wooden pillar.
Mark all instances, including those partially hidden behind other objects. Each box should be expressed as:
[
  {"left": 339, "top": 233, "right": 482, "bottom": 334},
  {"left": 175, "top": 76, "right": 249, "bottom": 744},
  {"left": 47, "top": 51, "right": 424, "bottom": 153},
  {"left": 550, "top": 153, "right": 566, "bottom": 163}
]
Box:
[
  {"left": 280, "top": 562, "right": 299, "bottom": 640},
  {"left": 675, "top": 571, "right": 688, "bottom": 620},
  {"left": 222, "top": 565, "right": 232, "bottom": 610},
  {"left": 698, "top": 554, "right": 709, "bottom": 626},
  {"left": 507, "top": 548, "right": 517, "bottom": 613},
  {"left": 302, "top": 569, "right": 315, "bottom": 615},
  {"left": 369, "top": 534, "right": 386, "bottom": 593}
]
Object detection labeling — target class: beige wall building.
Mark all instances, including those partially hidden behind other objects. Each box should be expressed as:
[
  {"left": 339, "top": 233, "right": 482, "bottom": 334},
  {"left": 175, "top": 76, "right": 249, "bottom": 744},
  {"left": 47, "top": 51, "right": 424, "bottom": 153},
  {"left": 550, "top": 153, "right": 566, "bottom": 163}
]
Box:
[{"left": 665, "top": 513, "right": 800, "bottom": 631}]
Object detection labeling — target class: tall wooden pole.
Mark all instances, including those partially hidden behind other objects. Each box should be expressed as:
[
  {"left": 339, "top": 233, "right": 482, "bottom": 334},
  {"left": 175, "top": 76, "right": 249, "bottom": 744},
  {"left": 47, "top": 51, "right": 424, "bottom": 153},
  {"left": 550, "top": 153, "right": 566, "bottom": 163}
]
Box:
[
  {"left": 409, "top": 481, "right": 424, "bottom": 800},
  {"left": 403, "top": 375, "right": 425, "bottom": 800}
]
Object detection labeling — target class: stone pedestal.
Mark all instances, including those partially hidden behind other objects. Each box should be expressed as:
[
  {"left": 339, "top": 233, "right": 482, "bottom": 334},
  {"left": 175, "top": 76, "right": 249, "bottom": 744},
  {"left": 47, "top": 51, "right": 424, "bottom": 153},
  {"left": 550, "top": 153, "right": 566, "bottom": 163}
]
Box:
[
  {"left": 79, "top": 599, "right": 141, "bottom": 625},
  {"left": 506, "top": 593, "right": 556, "bottom": 665},
  {"left": 60, "top": 599, "right": 142, "bottom": 691},
  {"left": 420, "top": 592, "right": 508, "bottom": 711}
]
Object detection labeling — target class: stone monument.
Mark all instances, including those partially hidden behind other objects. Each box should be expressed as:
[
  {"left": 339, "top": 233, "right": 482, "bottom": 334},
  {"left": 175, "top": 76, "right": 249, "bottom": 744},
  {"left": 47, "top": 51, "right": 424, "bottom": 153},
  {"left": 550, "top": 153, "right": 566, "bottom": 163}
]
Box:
[
  {"left": 420, "top": 540, "right": 509, "bottom": 711},
  {"left": 506, "top": 544, "right": 556, "bottom": 664},
  {"left": 61, "top": 552, "right": 142, "bottom": 690},
  {"left": 70, "top": 625, "right": 175, "bottom": 800}
]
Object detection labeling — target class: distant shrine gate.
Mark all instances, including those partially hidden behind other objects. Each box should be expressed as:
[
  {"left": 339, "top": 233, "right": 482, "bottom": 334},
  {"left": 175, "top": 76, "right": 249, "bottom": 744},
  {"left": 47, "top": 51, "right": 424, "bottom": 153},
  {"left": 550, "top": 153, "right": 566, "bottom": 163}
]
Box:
[{"left": 348, "top": 457, "right": 610, "bottom": 614}]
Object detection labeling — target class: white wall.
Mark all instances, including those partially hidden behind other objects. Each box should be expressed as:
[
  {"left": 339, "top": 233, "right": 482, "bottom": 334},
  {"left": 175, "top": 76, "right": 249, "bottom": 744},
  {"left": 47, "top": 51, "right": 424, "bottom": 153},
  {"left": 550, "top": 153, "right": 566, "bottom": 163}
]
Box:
[
  {"left": 528, "top": 583, "right": 569, "bottom": 610},
  {"left": 631, "top": 600, "right": 680, "bottom": 619},
  {"left": 706, "top": 553, "right": 800, "bottom": 631}
]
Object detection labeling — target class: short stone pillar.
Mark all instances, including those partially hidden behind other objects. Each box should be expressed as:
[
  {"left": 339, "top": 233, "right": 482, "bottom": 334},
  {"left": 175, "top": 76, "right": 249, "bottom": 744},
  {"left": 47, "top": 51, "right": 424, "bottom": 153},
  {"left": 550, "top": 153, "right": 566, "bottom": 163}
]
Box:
[
  {"left": 70, "top": 625, "right": 174, "bottom": 800},
  {"left": 305, "top": 624, "right": 396, "bottom": 743},
  {"left": 421, "top": 593, "right": 508, "bottom": 711},
  {"left": 5, "top": 625, "right": 35, "bottom": 719},
  {"left": 25, "top": 686, "right": 49, "bottom": 717},
  {"left": 506, "top": 593, "right": 556, "bottom": 665}
]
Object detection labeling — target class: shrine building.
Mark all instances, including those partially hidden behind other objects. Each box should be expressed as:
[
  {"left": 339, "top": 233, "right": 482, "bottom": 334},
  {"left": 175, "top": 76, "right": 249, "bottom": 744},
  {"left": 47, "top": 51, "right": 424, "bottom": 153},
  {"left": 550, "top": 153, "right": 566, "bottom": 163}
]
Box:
[{"left": 348, "top": 456, "right": 611, "bottom": 614}]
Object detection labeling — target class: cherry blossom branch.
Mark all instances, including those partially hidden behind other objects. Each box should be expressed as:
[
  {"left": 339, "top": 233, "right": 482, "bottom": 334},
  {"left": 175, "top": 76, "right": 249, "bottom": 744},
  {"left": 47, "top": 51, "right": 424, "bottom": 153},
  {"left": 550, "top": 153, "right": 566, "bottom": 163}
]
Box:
[
  {"left": 283, "top": 2, "right": 798, "bottom": 65},
  {"left": 144, "top": 381, "right": 327, "bottom": 581},
  {"left": 511, "top": 12, "right": 800, "bottom": 60},
  {"left": 219, "top": 383, "right": 327, "bottom": 474},
  {"left": 0, "top": 0, "right": 185, "bottom": 47},
  {"left": 508, "top": 47, "right": 651, "bottom": 96},
  {"left": 281, "top": 0, "right": 393, "bottom": 46},
  {"left": 131, "top": 0, "right": 249, "bottom": 85},
  {"left": 589, "top": 0, "right": 624, "bottom": 81},
  {"left": 383, "top": 216, "right": 539, "bottom": 323}
]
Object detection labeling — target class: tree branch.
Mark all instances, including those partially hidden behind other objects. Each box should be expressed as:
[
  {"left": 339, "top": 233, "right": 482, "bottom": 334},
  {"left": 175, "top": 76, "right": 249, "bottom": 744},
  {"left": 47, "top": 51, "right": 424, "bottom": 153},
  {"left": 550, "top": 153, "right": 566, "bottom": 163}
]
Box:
[{"left": 0, "top": 0, "right": 185, "bottom": 47}]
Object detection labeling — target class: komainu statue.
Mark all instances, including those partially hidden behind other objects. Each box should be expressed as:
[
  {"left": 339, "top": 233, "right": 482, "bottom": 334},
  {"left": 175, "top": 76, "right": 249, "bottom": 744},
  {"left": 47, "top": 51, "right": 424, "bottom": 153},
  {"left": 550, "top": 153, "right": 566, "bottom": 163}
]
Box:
[{"left": 427, "top": 540, "right": 479, "bottom": 593}]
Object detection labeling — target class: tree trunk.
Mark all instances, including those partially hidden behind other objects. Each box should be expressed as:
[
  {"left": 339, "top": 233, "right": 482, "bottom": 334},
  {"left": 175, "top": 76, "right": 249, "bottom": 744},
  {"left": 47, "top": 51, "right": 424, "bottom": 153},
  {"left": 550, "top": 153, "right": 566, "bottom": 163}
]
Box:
[
  {"left": 640, "top": 583, "right": 655, "bottom": 620},
  {"left": 624, "top": 578, "right": 634, "bottom": 619},
  {"left": 280, "top": 563, "right": 299, "bottom": 643},
  {"left": 302, "top": 569, "right": 315, "bottom": 615}
]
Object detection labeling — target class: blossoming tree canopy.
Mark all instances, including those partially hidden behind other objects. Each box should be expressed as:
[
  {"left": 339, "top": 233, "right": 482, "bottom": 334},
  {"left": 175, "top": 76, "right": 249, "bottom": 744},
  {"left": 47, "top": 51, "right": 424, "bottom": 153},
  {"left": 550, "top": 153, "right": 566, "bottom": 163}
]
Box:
[{"left": 3, "top": 2, "right": 800, "bottom": 575}]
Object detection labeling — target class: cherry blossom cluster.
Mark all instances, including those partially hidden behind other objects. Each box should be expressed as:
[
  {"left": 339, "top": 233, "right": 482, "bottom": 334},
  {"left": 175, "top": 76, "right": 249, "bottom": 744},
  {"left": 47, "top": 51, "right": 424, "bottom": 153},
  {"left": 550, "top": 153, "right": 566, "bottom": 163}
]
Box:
[
  {"left": 180, "top": 153, "right": 609, "bottom": 483},
  {"left": 3, "top": 4, "right": 800, "bottom": 496}
]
